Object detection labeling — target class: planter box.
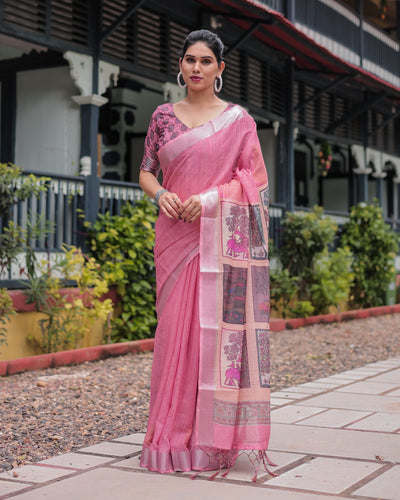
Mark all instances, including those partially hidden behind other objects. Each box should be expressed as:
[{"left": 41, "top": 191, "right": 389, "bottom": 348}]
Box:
[{"left": 0, "top": 288, "right": 119, "bottom": 362}]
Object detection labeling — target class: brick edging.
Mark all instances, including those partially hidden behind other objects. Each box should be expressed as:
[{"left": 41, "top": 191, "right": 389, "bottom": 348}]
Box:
[
  {"left": 270, "top": 304, "right": 400, "bottom": 331},
  {"left": 0, "top": 338, "right": 154, "bottom": 377},
  {"left": 2, "top": 304, "right": 400, "bottom": 377}
]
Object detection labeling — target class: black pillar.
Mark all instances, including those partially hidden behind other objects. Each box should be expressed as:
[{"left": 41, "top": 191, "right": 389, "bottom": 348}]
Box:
[
  {"left": 284, "top": 58, "right": 295, "bottom": 212},
  {"left": 397, "top": 184, "right": 400, "bottom": 219},
  {"left": 0, "top": 72, "right": 16, "bottom": 163},
  {"left": 357, "top": 173, "right": 368, "bottom": 202},
  {"left": 80, "top": 104, "right": 100, "bottom": 225},
  {"left": 82, "top": 0, "right": 101, "bottom": 231},
  {"left": 375, "top": 177, "right": 384, "bottom": 205}
]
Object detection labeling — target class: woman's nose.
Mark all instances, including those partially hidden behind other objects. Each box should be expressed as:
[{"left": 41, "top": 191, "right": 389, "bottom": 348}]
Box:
[{"left": 193, "top": 61, "right": 201, "bottom": 72}]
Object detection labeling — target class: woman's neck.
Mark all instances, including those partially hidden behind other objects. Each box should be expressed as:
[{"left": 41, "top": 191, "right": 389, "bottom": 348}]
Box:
[{"left": 184, "top": 89, "right": 222, "bottom": 107}]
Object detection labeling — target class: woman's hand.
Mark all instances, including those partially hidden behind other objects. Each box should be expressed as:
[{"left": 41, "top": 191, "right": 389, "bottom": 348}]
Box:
[
  {"left": 158, "top": 191, "right": 182, "bottom": 220},
  {"left": 180, "top": 195, "right": 202, "bottom": 223}
]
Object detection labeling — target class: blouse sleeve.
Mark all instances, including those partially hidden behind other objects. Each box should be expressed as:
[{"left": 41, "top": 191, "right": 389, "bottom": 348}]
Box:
[{"left": 140, "top": 109, "right": 161, "bottom": 176}]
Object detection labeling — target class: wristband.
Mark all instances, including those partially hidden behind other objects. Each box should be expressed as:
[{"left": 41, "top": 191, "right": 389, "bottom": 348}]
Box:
[{"left": 154, "top": 188, "right": 169, "bottom": 206}]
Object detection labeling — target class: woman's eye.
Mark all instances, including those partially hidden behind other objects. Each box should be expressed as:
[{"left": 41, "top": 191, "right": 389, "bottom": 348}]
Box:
[
  {"left": 202, "top": 59, "right": 211, "bottom": 64},
  {"left": 186, "top": 57, "right": 195, "bottom": 63}
]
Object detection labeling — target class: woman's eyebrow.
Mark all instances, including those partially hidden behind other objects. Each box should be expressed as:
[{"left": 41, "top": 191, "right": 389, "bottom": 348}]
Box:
[{"left": 184, "top": 54, "right": 214, "bottom": 59}]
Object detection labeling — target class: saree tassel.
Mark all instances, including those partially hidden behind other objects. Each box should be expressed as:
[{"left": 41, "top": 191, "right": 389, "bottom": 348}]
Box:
[
  {"left": 189, "top": 471, "right": 202, "bottom": 480},
  {"left": 251, "top": 472, "right": 258, "bottom": 483},
  {"left": 208, "top": 470, "right": 220, "bottom": 481},
  {"left": 220, "top": 467, "right": 231, "bottom": 479},
  {"left": 261, "top": 451, "right": 278, "bottom": 476}
]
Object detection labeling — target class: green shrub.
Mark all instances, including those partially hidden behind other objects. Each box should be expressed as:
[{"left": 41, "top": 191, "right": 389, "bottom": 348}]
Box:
[
  {"left": 87, "top": 198, "right": 158, "bottom": 342},
  {"left": 310, "top": 247, "right": 354, "bottom": 315},
  {"left": 340, "top": 202, "right": 399, "bottom": 308},
  {"left": 271, "top": 206, "right": 354, "bottom": 317}
]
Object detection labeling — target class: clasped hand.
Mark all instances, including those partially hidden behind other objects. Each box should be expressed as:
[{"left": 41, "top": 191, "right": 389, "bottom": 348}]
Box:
[{"left": 158, "top": 192, "right": 201, "bottom": 223}]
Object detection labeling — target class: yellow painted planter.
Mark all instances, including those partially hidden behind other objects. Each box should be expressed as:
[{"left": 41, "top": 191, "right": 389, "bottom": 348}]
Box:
[{"left": 0, "top": 311, "right": 106, "bottom": 362}]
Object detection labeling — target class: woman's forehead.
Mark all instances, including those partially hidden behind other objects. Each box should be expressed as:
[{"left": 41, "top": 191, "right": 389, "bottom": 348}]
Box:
[{"left": 184, "top": 41, "right": 214, "bottom": 58}]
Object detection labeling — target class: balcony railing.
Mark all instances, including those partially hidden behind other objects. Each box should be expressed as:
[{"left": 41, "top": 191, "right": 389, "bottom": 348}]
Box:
[
  {"left": 0, "top": 172, "right": 286, "bottom": 287},
  {"left": 294, "top": 0, "right": 400, "bottom": 85}
]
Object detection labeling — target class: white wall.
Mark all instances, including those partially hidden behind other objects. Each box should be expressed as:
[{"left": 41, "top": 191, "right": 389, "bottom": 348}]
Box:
[
  {"left": 258, "top": 129, "right": 276, "bottom": 203},
  {"left": 15, "top": 66, "right": 80, "bottom": 175}
]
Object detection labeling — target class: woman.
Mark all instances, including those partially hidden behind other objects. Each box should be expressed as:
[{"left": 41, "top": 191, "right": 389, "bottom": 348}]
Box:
[{"left": 139, "top": 30, "right": 273, "bottom": 480}]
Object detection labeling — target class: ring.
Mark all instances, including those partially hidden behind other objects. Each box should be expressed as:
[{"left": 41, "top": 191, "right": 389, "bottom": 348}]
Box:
[{"left": 174, "top": 198, "right": 178, "bottom": 202}]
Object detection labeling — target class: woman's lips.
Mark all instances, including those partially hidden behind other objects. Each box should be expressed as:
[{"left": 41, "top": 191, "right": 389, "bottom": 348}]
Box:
[{"left": 190, "top": 76, "right": 202, "bottom": 82}]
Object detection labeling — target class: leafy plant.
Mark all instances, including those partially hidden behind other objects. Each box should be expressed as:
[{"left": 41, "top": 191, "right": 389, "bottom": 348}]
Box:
[
  {"left": 0, "top": 288, "right": 16, "bottom": 348},
  {"left": 0, "top": 163, "right": 49, "bottom": 218},
  {"left": 0, "top": 163, "right": 50, "bottom": 278},
  {"left": 340, "top": 202, "right": 399, "bottom": 308},
  {"left": 270, "top": 206, "right": 354, "bottom": 318},
  {"left": 23, "top": 246, "right": 113, "bottom": 353},
  {"left": 87, "top": 197, "right": 158, "bottom": 342},
  {"left": 310, "top": 247, "right": 354, "bottom": 315},
  {"left": 270, "top": 268, "right": 298, "bottom": 318}
]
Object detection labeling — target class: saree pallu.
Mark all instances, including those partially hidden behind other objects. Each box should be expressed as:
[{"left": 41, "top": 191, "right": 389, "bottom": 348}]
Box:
[{"left": 140, "top": 105, "right": 271, "bottom": 477}]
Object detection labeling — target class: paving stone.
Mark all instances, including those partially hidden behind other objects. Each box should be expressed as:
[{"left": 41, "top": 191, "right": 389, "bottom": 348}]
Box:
[
  {"left": 296, "top": 409, "right": 372, "bottom": 428},
  {"left": 312, "top": 377, "right": 351, "bottom": 385},
  {"left": 297, "top": 391, "right": 400, "bottom": 413},
  {"left": 270, "top": 397, "right": 295, "bottom": 406},
  {"left": 111, "top": 455, "right": 142, "bottom": 470},
  {"left": 269, "top": 423, "right": 400, "bottom": 462},
  {"left": 297, "top": 382, "right": 337, "bottom": 389},
  {"left": 78, "top": 442, "right": 142, "bottom": 457},
  {"left": 267, "top": 457, "right": 383, "bottom": 494},
  {"left": 0, "top": 481, "right": 30, "bottom": 496},
  {"left": 368, "top": 368, "right": 400, "bottom": 384},
  {"left": 197, "top": 450, "right": 306, "bottom": 482},
  {"left": 346, "top": 412, "right": 400, "bottom": 432},
  {"left": 271, "top": 406, "right": 325, "bottom": 424},
  {"left": 112, "top": 433, "right": 145, "bottom": 445},
  {"left": 271, "top": 391, "right": 310, "bottom": 400},
  {"left": 335, "top": 381, "right": 399, "bottom": 395},
  {"left": 38, "top": 452, "right": 114, "bottom": 469},
  {"left": 281, "top": 386, "right": 326, "bottom": 394},
  {"left": 353, "top": 465, "right": 400, "bottom": 499},
  {"left": 7, "top": 467, "right": 346, "bottom": 500},
  {"left": 387, "top": 388, "right": 400, "bottom": 397},
  {"left": 0, "top": 465, "right": 73, "bottom": 483}
]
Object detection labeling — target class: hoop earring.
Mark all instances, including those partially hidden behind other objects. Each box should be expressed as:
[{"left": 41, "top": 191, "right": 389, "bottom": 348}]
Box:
[
  {"left": 214, "top": 75, "right": 223, "bottom": 93},
  {"left": 177, "top": 71, "right": 187, "bottom": 88}
]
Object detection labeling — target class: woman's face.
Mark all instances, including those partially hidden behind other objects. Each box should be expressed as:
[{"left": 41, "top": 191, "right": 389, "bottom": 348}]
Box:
[{"left": 179, "top": 41, "right": 224, "bottom": 92}]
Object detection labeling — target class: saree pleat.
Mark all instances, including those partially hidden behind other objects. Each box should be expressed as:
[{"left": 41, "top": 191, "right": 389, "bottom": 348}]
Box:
[
  {"left": 141, "top": 254, "right": 200, "bottom": 472},
  {"left": 141, "top": 104, "right": 272, "bottom": 476}
]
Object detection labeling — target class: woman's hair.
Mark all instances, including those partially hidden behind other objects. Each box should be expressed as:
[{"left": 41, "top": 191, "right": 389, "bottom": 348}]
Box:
[{"left": 181, "top": 30, "right": 224, "bottom": 65}]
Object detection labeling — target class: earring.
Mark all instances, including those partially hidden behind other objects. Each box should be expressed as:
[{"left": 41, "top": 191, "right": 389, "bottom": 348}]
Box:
[
  {"left": 177, "top": 71, "right": 187, "bottom": 88},
  {"left": 214, "top": 75, "right": 223, "bottom": 93}
]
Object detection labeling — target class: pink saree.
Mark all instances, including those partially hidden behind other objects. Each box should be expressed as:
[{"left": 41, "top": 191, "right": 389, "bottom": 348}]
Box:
[{"left": 140, "top": 104, "right": 272, "bottom": 479}]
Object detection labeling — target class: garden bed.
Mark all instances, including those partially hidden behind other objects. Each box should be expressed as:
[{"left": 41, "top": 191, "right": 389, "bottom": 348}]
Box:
[{"left": 1, "top": 303, "right": 400, "bottom": 377}]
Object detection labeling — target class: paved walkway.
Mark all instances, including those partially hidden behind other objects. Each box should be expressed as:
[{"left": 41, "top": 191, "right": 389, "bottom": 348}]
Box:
[{"left": 1, "top": 357, "right": 400, "bottom": 499}]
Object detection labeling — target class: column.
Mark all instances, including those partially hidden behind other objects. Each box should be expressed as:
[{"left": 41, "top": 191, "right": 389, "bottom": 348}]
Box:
[
  {"left": 284, "top": 57, "right": 295, "bottom": 212},
  {"left": 351, "top": 144, "right": 372, "bottom": 203}
]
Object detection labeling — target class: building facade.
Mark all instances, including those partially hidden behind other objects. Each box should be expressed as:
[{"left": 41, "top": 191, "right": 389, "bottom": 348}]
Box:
[{"left": 0, "top": 0, "right": 400, "bottom": 281}]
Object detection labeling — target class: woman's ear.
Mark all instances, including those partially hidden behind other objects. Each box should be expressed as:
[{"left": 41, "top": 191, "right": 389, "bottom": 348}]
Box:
[
  {"left": 218, "top": 61, "right": 225, "bottom": 75},
  {"left": 179, "top": 57, "right": 182, "bottom": 71}
]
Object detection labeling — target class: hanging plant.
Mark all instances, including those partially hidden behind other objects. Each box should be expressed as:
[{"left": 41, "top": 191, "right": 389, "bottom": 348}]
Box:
[
  {"left": 381, "top": 0, "right": 388, "bottom": 20},
  {"left": 317, "top": 140, "right": 332, "bottom": 177}
]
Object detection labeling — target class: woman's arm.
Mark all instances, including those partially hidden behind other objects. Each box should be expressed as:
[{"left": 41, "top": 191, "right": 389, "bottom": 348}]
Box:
[{"left": 139, "top": 170, "right": 182, "bottom": 220}]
